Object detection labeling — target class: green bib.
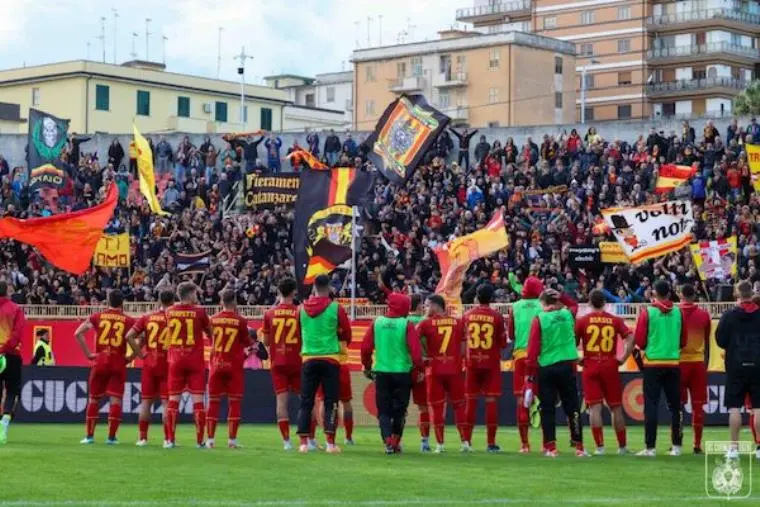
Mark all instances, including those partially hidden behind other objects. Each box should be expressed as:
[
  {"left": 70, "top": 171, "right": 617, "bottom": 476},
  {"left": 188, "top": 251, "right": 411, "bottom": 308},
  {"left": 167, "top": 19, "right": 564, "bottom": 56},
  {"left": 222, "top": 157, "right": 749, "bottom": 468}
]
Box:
[
  {"left": 300, "top": 303, "right": 341, "bottom": 357},
  {"left": 537, "top": 309, "right": 578, "bottom": 367},
  {"left": 645, "top": 306, "right": 681, "bottom": 361},
  {"left": 373, "top": 316, "right": 412, "bottom": 373},
  {"left": 35, "top": 341, "right": 55, "bottom": 366},
  {"left": 406, "top": 314, "right": 424, "bottom": 325},
  {"left": 513, "top": 299, "right": 543, "bottom": 351}
]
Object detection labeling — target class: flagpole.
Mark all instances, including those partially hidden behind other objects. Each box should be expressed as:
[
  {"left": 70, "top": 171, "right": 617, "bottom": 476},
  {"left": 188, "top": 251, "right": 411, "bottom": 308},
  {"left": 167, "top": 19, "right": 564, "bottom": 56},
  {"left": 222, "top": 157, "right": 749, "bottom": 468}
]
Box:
[{"left": 350, "top": 205, "right": 358, "bottom": 321}]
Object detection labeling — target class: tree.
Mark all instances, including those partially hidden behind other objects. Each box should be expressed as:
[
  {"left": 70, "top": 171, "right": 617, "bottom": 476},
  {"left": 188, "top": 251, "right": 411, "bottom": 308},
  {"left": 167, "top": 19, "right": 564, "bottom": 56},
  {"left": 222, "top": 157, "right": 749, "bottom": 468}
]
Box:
[{"left": 733, "top": 80, "right": 760, "bottom": 116}]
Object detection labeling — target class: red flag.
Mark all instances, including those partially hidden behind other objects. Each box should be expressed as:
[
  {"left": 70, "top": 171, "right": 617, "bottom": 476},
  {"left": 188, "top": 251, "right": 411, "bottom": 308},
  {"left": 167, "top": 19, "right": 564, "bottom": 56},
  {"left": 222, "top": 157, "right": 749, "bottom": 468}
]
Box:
[
  {"left": 592, "top": 217, "right": 610, "bottom": 236},
  {"left": 0, "top": 185, "right": 118, "bottom": 274},
  {"left": 286, "top": 148, "right": 328, "bottom": 170},
  {"left": 655, "top": 164, "right": 697, "bottom": 194}
]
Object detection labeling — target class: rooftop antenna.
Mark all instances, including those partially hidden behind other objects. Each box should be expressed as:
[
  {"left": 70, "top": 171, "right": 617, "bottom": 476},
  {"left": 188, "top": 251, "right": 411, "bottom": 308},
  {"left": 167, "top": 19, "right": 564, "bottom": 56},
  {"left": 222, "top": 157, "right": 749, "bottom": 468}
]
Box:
[
  {"left": 112, "top": 8, "right": 119, "bottom": 63},
  {"left": 354, "top": 20, "right": 360, "bottom": 49},
  {"left": 367, "top": 16, "right": 373, "bottom": 47},
  {"left": 98, "top": 16, "right": 106, "bottom": 63},
  {"left": 216, "top": 27, "right": 223, "bottom": 78},
  {"left": 378, "top": 14, "right": 383, "bottom": 46},
  {"left": 406, "top": 17, "right": 417, "bottom": 41},
  {"left": 162, "top": 35, "right": 168, "bottom": 64},
  {"left": 234, "top": 46, "right": 254, "bottom": 128},
  {"left": 86, "top": 41, "right": 91, "bottom": 60},
  {"left": 130, "top": 32, "right": 138, "bottom": 59},
  {"left": 145, "top": 18, "right": 152, "bottom": 61}
]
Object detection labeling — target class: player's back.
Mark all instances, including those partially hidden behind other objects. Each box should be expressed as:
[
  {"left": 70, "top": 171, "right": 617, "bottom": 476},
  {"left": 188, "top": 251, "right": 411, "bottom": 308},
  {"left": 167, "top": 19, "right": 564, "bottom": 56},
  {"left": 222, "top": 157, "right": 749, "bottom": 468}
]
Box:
[
  {"left": 463, "top": 306, "right": 506, "bottom": 369},
  {"left": 576, "top": 310, "right": 627, "bottom": 361},
  {"left": 90, "top": 309, "right": 135, "bottom": 368},
  {"left": 420, "top": 315, "right": 463, "bottom": 376},
  {"left": 210, "top": 310, "right": 250, "bottom": 369},
  {"left": 263, "top": 303, "right": 302, "bottom": 367},
  {"left": 679, "top": 302, "right": 711, "bottom": 363},
  {"left": 137, "top": 309, "right": 170, "bottom": 368},
  {"left": 165, "top": 304, "right": 209, "bottom": 363}
]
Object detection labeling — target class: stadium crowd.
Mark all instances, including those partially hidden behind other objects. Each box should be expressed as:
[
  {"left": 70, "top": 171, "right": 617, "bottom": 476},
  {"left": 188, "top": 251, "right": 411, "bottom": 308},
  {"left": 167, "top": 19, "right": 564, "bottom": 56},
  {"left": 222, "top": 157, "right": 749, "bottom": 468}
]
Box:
[{"left": 1, "top": 117, "right": 760, "bottom": 306}]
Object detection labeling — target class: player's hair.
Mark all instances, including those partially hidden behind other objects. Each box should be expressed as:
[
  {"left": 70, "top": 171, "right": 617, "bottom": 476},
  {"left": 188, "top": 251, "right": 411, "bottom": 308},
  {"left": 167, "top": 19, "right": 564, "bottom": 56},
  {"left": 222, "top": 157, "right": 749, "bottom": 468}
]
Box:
[
  {"left": 589, "top": 289, "right": 605, "bottom": 309},
  {"left": 653, "top": 280, "right": 671, "bottom": 299},
  {"left": 427, "top": 294, "right": 446, "bottom": 311},
  {"left": 279, "top": 278, "right": 297, "bottom": 298},
  {"left": 476, "top": 284, "right": 494, "bottom": 305},
  {"left": 177, "top": 281, "right": 197, "bottom": 302},
  {"left": 159, "top": 290, "right": 175, "bottom": 306},
  {"left": 221, "top": 290, "right": 236, "bottom": 306},
  {"left": 736, "top": 280, "right": 753, "bottom": 301},
  {"left": 410, "top": 294, "right": 422, "bottom": 312},
  {"left": 540, "top": 289, "right": 558, "bottom": 305},
  {"left": 680, "top": 284, "right": 696, "bottom": 301},
  {"left": 0, "top": 281, "right": 7, "bottom": 297},
  {"left": 313, "top": 274, "right": 330, "bottom": 293},
  {"left": 108, "top": 290, "right": 124, "bottom": 308}
]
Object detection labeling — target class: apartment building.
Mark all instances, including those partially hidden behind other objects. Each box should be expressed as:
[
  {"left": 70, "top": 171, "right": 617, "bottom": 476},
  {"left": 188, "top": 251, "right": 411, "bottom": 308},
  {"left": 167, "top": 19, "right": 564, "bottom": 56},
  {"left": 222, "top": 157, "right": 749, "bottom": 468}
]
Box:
[
  {"left": 264, "top": 71, "right": 353, "bottom": 130},
  {"left": 352, "top": 30, "right": 577, "bottom": 129},
  {"left": 455, "top": 0, "right": 760, "bottom": 121}
]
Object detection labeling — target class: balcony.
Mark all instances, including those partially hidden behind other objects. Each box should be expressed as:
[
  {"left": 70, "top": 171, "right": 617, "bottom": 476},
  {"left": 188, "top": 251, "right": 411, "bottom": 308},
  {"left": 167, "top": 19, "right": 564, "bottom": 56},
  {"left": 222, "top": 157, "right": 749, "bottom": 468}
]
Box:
[
  {"left": 388, "top": 76, "right": 426, "bottom": 93},
  {"left": 456, "top": 1, "right": 532, "bottom": 23},
  {"left": 434, "top": 71, "right": 469, "bottom": 88},
  {"left": 647, "top": 8, "right": 760, "bottom": 34},
  {"left": 646, "top": 77, "right": 747, "bottom": 98},
  {"left": 647, "top": 41, "right": 760, "bottom": 65},
  {"left": 443, "top": 106, "right": 469, "bottom": 123}
]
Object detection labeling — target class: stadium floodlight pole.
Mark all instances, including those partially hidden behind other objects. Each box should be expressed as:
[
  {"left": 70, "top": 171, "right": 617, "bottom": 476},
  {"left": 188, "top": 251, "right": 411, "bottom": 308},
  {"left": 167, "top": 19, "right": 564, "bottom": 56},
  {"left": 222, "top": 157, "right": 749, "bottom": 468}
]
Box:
[
  {"left": 99, "top": 16, "right": 106, "bottom": 63},
  {"left": 235, "top": 46, "right": 254, "bottom": 129},
  {"left": 145, "top": 18, "right": 152, "bottom": 61},
  {"left": 216, "top": 27, "right": 223, "bottom": 79},
  {"left": 112, "top": 8, "right": 119, "bottom": 64},
  {"left": 350, "top": 205, "right": 358, "bottom": 320}
]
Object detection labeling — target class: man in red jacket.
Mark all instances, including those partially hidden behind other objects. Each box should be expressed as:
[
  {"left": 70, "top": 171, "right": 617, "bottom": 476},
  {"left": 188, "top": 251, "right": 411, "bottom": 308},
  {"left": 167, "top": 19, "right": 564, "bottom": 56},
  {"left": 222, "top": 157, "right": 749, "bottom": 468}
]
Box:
[{"left": 0, "top": 281, "right": 26, "bottom": 445}]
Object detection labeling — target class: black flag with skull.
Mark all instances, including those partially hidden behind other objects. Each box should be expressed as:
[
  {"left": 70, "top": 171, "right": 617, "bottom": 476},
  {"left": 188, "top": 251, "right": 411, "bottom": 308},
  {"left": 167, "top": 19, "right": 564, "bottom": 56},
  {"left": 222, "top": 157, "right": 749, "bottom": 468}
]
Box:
[{"left": 27, "top": 108, "right": 70, "bottom": 192}]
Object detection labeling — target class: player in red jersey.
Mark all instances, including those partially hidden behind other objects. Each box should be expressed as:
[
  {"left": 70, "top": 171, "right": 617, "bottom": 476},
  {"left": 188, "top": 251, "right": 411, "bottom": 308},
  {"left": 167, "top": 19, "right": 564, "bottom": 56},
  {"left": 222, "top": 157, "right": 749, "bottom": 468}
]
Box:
[
  {"left": 463, "top": 284, "right": 507, "bottom": 452},
  {"left": 74, "top": 290, "right": 139, "bottom": 444},
  {"left": 574, "top": 290, "right": 633, "bottom": 456},
  {"left": 125, "top": 289, "right": 175, "bottom": 447},
  {"left": 207, "top": 290, "right": 252, "bottom": 449},
  {"left": 678, "top": 284, "right": 712, "bottom": 454},
  {"left": 417, "top": 294, "right": 467, "bottom": 453},
  {"left": 165, "top": 281, "right": 212, "bottom": 449},
  {"left": 262, "top": 278, "right": 303, "bottom": 451}
]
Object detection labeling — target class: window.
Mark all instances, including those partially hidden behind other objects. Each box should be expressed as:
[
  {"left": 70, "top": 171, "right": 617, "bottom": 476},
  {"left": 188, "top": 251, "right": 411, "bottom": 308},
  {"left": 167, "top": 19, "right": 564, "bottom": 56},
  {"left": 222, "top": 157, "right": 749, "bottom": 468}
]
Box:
[
  {"left": 260, "top": 107, "right": 273, "bottom": 130},
  {"left": 579, "top": 43, "right": 594, "bottom": 57},
  {"left": 177, "top": 96, "right": 190, "bottom": 117},
  {"left": 580, "top": 11, "right": 595, "bottom": 25},
  {"left": 396, "top": 62, "right": 406, "bottom": 78},
  {"left": 214, "top": 101, "right": 228, "bottom": 122},
  {"left": 581, "top": 73, "right": 595, "bottom": 89},
  {"left": 95, "top": 85, "right": 109, "bottom": 111},
  {"left": 543, "top": 16, "right": 557, "bottom": 29},
  {"left": 326, "top": 86, "right": 335, "bottom": 103},
  {"left": 617, "top": 39, "right": 631, "bottom": 53},
  {"left": 617, "top": 105, "right": 632, "bottom": 119},
  {"left": 31, "top": 87, "right": 40, "bottom": 107},
  {"left": 554, "top": 56, "right": 563, "bottom": 74},
  {"left": 555, "top": 92, "right": 563, "bottom": 109},
  {"left": 305, "top": 93, "right": 315, "bottom": 108},
  {"left": 136, "top": 90, "right": 150, "bottom": 116},
  {"left": 365, "top": 65, "right": 376, "bottom": 82},
  {"left": 243, "top": 105, "right": 248, "bottom": 124},
  {"left": 583, "top": 107, "right": 594, "bottom": 121},
  {"left": 489, "top": 48, "right": 500, "bottom": 69},
  {"left": 439, "top": 92, "right": 450, "bottom": 109},
  {"left": 365, "top": 100, "right": 375, "bottom": 115},
  {"left": 618, "top": 71, "right": 632, "bottom": 85},
  {"left": 488, "top": 87, "right": 499, "bottom": 104},
  {"left": 411, "top": 57, "right": 423, "bottom": 77},
  {"left": 617, "top": 6, "right": 631, "bottom": 20}
]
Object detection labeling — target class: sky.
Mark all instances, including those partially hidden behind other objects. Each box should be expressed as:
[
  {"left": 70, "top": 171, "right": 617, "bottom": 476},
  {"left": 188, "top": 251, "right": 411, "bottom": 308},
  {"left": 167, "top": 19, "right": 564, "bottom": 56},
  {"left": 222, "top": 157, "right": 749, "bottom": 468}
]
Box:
[{"left": 0, "top": 0, "right": 464, "bottom": 84}]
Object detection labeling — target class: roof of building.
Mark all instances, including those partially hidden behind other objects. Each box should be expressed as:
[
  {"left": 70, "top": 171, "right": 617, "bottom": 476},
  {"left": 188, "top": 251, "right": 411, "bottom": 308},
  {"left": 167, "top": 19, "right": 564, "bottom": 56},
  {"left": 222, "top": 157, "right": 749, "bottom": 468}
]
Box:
[
  {"left": 262, "top": 73, "right": 316, "bottom": 85},
  {"left": 314, "top": 71, "right": 353, "bottom": 85},
  {"left": 351, "top": 30, "right": 576, "bottom": 62}
]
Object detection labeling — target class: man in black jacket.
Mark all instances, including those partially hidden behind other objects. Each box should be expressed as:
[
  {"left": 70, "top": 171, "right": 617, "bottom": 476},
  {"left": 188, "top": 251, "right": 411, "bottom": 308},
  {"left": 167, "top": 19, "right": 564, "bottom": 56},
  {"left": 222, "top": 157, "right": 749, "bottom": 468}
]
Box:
[
  {"left": 450, "top": 128, "right": 478, "bottom": 169},
  {"left": 716, "top": 281, "right": 760, "bottom": 458}
]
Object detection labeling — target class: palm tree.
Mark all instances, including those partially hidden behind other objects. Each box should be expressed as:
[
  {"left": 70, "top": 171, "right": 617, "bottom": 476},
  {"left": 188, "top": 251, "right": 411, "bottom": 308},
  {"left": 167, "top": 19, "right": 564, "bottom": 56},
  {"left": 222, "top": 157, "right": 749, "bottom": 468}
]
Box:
[{"left": 734, "top": 80, "right": 760, "bottom": 116}]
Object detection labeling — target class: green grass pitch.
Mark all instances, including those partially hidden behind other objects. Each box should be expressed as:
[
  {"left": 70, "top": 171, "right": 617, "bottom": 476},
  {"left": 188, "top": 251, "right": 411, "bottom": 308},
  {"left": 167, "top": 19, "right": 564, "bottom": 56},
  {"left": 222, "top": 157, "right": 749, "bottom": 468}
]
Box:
[{"left": 1, "top": 424, "right": 757, "bottom": 506}]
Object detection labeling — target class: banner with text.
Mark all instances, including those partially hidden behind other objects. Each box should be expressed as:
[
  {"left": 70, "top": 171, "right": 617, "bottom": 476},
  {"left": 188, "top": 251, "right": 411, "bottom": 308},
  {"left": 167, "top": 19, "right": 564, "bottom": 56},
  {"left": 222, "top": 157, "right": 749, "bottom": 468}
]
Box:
[
  {"left": 93, "top": 233, "right": 130, "bottom": 268},
  {"left": 568, "top": 246, "right": 601, "bottom": 269},
  {"left": 748, "top": 144, "right": 760, "bottom": 192},
  {"left": 691, "top": 237, "right": 737, "bottom": 281},
  {"left": 245, "top": 173, "right": 300, "bottom": 209},
  {"left": 599, "top": 241, "right": 628, "bottom": 263}
]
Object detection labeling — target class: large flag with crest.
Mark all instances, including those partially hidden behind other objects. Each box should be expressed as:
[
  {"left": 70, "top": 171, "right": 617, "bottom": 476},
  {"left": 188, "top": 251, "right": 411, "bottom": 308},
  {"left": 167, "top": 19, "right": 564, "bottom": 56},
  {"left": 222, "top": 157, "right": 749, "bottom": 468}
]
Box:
[
  {"left": 363, "top": 94, "right": 449, "bottom": 183},
  {"left": 27, "top": 108, "right": 70, "bottom": 192}
]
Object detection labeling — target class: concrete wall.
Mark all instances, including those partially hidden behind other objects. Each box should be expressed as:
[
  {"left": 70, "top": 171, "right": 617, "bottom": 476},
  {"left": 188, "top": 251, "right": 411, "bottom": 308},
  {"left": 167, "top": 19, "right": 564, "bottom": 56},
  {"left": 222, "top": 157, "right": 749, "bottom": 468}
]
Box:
[{"left": 0, "top": 115, "right": 748, "bottom": 169}]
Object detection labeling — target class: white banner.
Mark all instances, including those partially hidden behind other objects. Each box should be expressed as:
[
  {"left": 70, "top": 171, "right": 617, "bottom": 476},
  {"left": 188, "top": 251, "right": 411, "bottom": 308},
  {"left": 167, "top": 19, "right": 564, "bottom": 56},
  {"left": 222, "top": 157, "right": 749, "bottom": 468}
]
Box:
[{"left": 601, "top": 200, "right": 694, "bottom": 264}]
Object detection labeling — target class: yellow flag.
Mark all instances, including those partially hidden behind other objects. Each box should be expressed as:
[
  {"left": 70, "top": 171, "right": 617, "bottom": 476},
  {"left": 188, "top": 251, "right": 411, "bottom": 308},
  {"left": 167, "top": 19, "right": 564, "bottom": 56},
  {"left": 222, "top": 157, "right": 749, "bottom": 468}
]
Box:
[
  {"left": 748, "top": 144, "right": 760, "bottom": 192},
  {"left": 133, "top": 124, "right": 169, "bottom": 216},
  {"left": 93, "top": 233, "right": 130, "bottom": 267}
]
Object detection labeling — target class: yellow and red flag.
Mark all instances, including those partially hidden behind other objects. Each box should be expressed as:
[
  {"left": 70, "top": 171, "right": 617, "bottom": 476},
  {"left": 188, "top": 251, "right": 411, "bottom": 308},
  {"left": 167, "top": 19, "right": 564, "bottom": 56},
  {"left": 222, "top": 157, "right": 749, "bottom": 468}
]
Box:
[
  {"left": 655, "top": 164, "right": 697, "bottom": 194},
  {"left": 434, "top": 211, "right": 509, "bottom": 314},
  {"left": 0, "top": 185, "right": 118, "bottom": 274},
  {"left": 747, "top": 144, "right": 760, "bottom": 191},
  {"left": 592, "top": 217, "right": 610, "bottom": 236},
  {"left": 286, "top": 148, "right": 328, "bottom": 170}
]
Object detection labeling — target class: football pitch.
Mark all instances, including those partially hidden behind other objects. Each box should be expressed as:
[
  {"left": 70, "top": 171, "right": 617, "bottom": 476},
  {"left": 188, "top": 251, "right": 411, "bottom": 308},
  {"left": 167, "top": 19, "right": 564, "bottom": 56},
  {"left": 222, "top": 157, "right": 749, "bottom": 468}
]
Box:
[{"left": 1, "top": 424, "right": 757, "bottom": 506}]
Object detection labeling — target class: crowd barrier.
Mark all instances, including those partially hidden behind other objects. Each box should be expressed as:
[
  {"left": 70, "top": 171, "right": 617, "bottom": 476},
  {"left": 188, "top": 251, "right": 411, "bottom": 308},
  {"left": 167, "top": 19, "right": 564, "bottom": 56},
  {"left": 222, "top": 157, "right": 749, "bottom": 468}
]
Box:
[{"left": 16, "top": 367, "right": 738, "bottom": 427}]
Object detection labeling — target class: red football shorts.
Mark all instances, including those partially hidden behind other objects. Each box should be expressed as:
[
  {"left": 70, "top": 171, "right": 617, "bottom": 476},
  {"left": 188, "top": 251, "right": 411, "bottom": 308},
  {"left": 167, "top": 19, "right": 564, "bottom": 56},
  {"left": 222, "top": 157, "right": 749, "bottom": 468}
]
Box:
[
  {"left": 512, "top": 357, "right": 527, "bottom": 396},
  {"left": 208, "top": 367, "right": 244, "bottom": 399},
  {"left": 466, "top": 367, "right": 502, "bottom": 398},
  {"left": 412, "top": 373, "right": 427, "bottom": 406},
  {"left": 89, "top": 366, "right": 126, "bottom": 399},
  {"left": 271, "top": 364, "right": 301, "bottom": 395},
  {"left": 582, "top": 359, "right": 623, "bottom": 408},
  {"left": 317, "top": 365, "right": 352, "bottom": 402},
  {"left": 141, "top": 366, "right": 168, "bottom": 400},
  {"left": 680, "top": 361, "right": 707, "bottom": 406},
  {"left": 168, "top": 359, "right": 206, "bottom": 396},
  {"left": 426, "top": 373, "right": 465, "bottom": 406}
]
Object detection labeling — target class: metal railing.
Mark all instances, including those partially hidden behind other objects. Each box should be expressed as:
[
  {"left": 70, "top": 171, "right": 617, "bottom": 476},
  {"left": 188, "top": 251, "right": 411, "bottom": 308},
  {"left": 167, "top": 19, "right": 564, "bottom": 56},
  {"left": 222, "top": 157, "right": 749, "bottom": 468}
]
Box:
[
  {"left": 21, "top": 302, "right": 738, "bottom": 320},
  {"left": 646, "top": 76, "right": 747, "bottom": 94},
  {"left": 647, "top": 41, "right": 760, "bottom": 60},
  {"left": 648, "top": 7, "right": 760, "bottom": 27},
  {"left": 388, "top": 76, "right": 426, "bottom": 92},
  {"left": 437, "top": 71, "right": 469, "bottom": 86},
  {"left": 456, "top": 1, "right": 532, "bottom": 20}
]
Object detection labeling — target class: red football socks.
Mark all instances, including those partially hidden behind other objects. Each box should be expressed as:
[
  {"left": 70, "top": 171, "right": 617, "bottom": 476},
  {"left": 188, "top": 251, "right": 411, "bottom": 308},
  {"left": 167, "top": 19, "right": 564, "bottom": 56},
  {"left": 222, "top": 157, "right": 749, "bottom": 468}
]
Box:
[
  {"left": 163, "top": 415, "right": 170, "bottom": 442},
  {"left": 325, "top": 432, "right": 336, "bottom": 445},
  {"left": 692, "top": 404, "right": 704, "bottom": 449},
  {"left": 750, "top": 413, "right": 758, "bottom": 444},
  {"left": 85, "top": 400, "right": 99, "bottom": 438},
  {"left": 419, "top": 411, "right": 430, "bottom": 439},
  {"left": 206, "top": 399, "right": 220, "bottom": 440},
  {"left": 193, "top": 402, "right": 206, "bottom": 445},
  {"left": 107, "top": 403, "right": 122, "bottom": 440},
  {"left": 591, "top": 426, "right": 604, "bottom": 448},
  {"left": 344, "top": 411, "right": 354, "bottom": 441},
  {"left": 431, "top": 403, "right": 445, "bottom": 444},
  {"left": 517, "top": 405, "right": 529, "bottom": 445},
  {"left": 278, "top": 419, "right": 290, "bottom": 441},
  {"left": 464, "top": 399, "right": 477, "bottom": 443},
  {"left": 454, "top": 404, "right": 467, "bottom": 442},
  {"left": 138, "top": 419, "right": 149, "bottom": 441},
  {"left": 309, "top": 418, "right": 317, "bottom": 440},
  {"left": 616, "top": 428, "right": 627, "bottom": 449},
  {"left": 166, "top": 399, "right": 179, "bottom": 442},
  {"left": 228, "top": 399, "right": 241, "bottom": 440},
  {"left": 485, "top": 400, "right": 498, "bottom": 446}
]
